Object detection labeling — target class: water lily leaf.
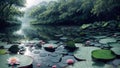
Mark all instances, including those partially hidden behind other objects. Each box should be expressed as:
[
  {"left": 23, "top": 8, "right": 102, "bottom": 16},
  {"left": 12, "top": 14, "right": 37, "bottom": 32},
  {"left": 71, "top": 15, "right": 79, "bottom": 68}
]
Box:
[
  {"left": 112, "top": 59, "right": 120, "bottom": 66},
  {"left": 43, "top": 43, "right": 58, "bottom": 48},
  {"left": 92, "top": 49, "right": 116, "bottom": 60},
  {"left": 80, "top": 24, "right": 91, "bottom": 29},
  {"left": 111, "top": 47, "right": 120, "bottom": 56},
  {"left": 66, "top": 61, "right": 114, "bottom": 68},
  {"left": 74, "top": 47, "right": 100, "bottom": 60},
  {"left": 109, "top": 43, "right": 120, "bottom": 47},
  {"left": 0, "top": 54, "right": 33, "bottom": 68},
  {"left": 99, "top": 37, "right": 117, "bottom": 44},
  {"left": 0, "top": 49, "right": 6, "bottom": 55},
  {"left": 93, "top": 36, "right": 107, "bottom": 39}
]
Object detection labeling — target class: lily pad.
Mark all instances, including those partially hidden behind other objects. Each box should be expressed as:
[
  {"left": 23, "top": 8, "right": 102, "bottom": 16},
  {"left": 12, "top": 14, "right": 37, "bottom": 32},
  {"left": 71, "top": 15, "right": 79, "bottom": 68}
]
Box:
[
  {"left": 0, "top": 49, "right": 6, "bottom": 55},
  {"left": 66, "top": 61, "right": 113, "bottom": 68},
  {"left": 0, "top": 54, "right": 33, "bottom": 68},
  {"left": 111, "top": 47, "right": 120, "bottom": 56},
  {"left": 109, "top": 43, "right": 120, "bottom": 47},
  {"left": 43, "top": 43, "right": 58, "bottom": 48},
  {"left": 112, "top": 59, "right": 120, "bottom": 66},
  {"left": 75, "top": 43, "right": 84, "bottom": 47},
  {"left": 61, "top": 56, "right": 77, "bottom": 64},
  {"left": 80, "top": 24, "right": 91, "bottom": 29},
  {"left": 74, "top": 47, "right": 100, "bottom": 60},
  {"left": 99, "top": 37, "right": 117, "bottom": 44},
  {"left": 92, "top": 49, "right": 116, "bottom": 60},
  {"left": 43, "top": 43, "right": 58, "bottom": 52},
  {"left": 93, "top": 36, "right": 107, "bottom": 39}
]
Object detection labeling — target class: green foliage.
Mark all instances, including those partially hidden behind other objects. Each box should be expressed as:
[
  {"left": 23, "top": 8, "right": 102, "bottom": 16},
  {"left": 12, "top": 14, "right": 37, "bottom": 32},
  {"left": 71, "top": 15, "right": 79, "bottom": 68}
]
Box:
[
  {"left": 29, "top": 0, "right": 120, "bottom": 25},
  {"left": 92, "top": 49, "right": 116, "bottom": 60},
  {"left": 0, "top": 0, "right": 26, "bottom": 25},
  {"left": 91, "top": 0, "right": 120, "bottom": 15},
  {"left": 66, "top": 41, "right": 75, "bottom": 47}
]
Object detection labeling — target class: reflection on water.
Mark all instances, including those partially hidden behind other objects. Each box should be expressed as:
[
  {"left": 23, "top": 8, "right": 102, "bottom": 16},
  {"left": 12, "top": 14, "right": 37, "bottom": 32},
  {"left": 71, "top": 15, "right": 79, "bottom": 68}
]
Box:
[
  {"left": 22, "top": 25, "right": 81, "bottom": 41},
  {"left": 0, "top": 25, "right": 21, "bottom": 43}
]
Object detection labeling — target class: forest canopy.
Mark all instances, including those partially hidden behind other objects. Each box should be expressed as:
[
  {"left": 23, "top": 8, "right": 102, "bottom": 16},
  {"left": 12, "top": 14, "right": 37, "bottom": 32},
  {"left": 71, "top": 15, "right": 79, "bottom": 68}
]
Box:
[
  {"left": 30, "top": 0, "right": 120, "bottom": 25},
  {"left": 0, "top": 0, "right": 26, "bottom": 27}
]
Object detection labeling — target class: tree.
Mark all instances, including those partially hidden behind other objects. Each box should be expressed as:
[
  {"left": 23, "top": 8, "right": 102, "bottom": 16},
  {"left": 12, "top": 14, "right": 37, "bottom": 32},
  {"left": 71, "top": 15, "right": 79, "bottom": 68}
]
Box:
[
  {"left": 0, "top": 0, "right": 26, "bottom": 25},
  {"left": 29, "top": 0, "right": 120, "bottom": 25}
]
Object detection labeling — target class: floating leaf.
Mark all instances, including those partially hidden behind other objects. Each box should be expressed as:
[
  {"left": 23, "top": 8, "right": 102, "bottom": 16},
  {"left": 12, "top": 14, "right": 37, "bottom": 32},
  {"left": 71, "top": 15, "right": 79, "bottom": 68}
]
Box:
[
  {"left": 111, "top": 47, "right": 120, "bottom": 56},
  {"left": 74, "top": 47, "right": 100, "bottom": 60},
  {"left": 80, "top": 24, "right": 91, "bottom": 29},
  {"left": 92, "top": 49, "right": 116, "bottom": 60},
  {"left": 109, "top": 43, "right": 120, "bottom": 47},
  {"left": 99, "top": 37, "right": 117, "bottom": 44},
  {"left": 66, "top": 61, "right": 114, "bottom": 68}
]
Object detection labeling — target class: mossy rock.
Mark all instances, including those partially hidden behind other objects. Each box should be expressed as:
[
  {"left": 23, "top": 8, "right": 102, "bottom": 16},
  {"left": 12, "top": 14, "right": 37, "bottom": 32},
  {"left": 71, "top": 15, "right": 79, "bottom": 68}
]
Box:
[
  {"left": 92, "top": 49, "right": 116, "bottom": 60},
  {"left": 66, "top": 61, "right": 114, "bottom": 68},
  {"left": 111, "top": 47, "right": 120, "bottom": 56},
  {"left": 66, "top": 41, "right": 76, "bottom": 47},
  {"left": 65, "top": 41, "right": 78, "bottom": 52},
  {"left": 0, "top": 49, "right": 6, "bottom": 55},
  {"left": 99, "top": 37, "right": 117, "bottom": 44},
  {"left": 8, "top": 45, "right": 19, "bottom": 54}
]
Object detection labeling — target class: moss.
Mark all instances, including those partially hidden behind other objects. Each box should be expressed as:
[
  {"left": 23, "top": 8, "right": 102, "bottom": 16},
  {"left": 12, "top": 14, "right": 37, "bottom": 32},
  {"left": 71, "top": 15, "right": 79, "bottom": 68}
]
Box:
[
  {"left": 66, "top": 41, "right": 75, "bottom": 47},
  {"left": 92, "top": 49, "right": 116, "bottom": 60},
  {"left": 65, "top": 41, "right": 78, "bottom": 52}
]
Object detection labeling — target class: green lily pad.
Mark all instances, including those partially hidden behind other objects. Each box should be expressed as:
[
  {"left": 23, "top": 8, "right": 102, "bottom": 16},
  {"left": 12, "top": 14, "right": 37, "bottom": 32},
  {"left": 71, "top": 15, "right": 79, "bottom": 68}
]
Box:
[
  {"left": 92, "top": 49, "right": 116, "bottom": 60},
  {"left": 74, "top": 47, "right": 100, "bottom": 60},
  {"left": 0, "top": 49, "right": 6, "bottom": 55},
  {"left": 80, "top": 24, "right": 91, "bottom": 29},
  {"left": 109, "top": 43, "right": 120, "bottom": 47},
  {"left": 111, "top": 47, "right": 120, "bottom": 56},
  {"left": 99, "top": 37, "right": 117, "bottom": 44},
  {"left": 66, "top": 61, "right": 114, "bottom": 68},
  {"left": 0, "top": 54, "right": 33, "bottom": 68}
]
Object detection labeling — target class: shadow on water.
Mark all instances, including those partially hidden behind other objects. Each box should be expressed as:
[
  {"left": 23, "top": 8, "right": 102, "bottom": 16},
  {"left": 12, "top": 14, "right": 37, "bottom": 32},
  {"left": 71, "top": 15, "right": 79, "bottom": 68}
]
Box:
[{"left": 0, "top": 25, "right": 21, "bottom": 43}]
